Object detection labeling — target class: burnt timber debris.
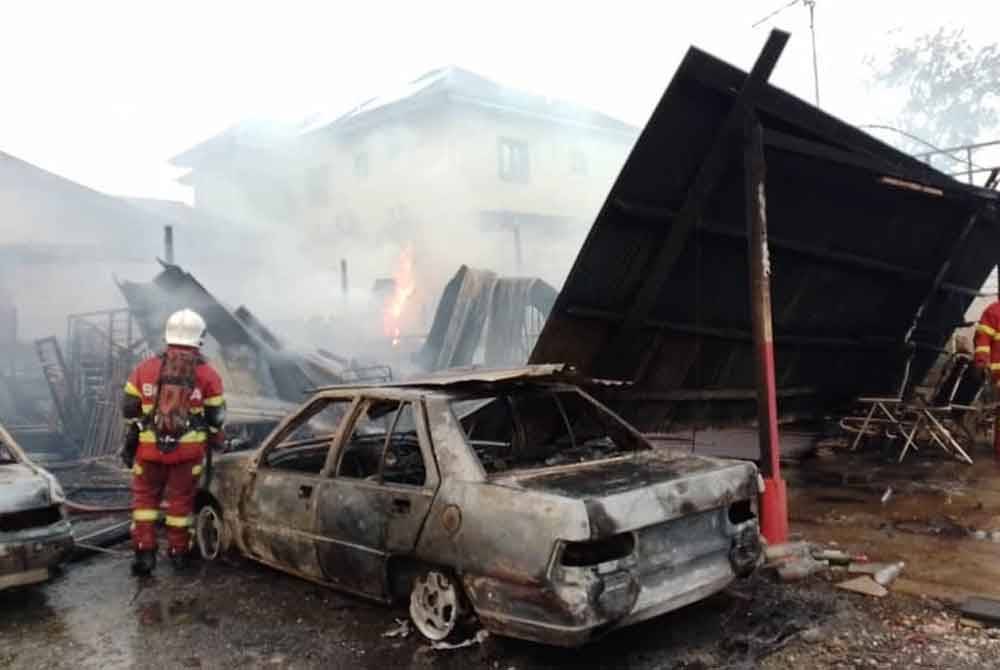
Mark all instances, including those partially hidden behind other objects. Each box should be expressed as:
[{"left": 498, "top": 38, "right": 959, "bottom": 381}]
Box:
[{"left": 20, "top": 262, "right": 391, "bottom": 462}]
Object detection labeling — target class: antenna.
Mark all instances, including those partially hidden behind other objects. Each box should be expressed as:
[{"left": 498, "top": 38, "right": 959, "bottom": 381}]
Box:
[{"left": 753, "top": 0, "right": 821, "bottom": 107}]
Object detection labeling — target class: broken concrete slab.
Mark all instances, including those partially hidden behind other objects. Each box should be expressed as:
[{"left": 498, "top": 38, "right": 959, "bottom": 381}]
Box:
[{"left": 836, "top": 576, "right": 888, "bottom": 598}]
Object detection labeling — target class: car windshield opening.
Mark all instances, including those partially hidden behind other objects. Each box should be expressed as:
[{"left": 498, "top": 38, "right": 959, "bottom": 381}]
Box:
[
  {"left": 450, "top": 389, "right": 647, "bottom": 475},
  {"left": 264, "top": 398, "right": 352, "bottom": 473}
]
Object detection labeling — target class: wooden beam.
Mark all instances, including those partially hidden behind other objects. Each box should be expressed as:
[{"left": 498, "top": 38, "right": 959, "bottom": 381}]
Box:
[
  {"left": 610, "top": 204, "right": 988, "bottom": 297},
  {"left": 763, "top": 128, "right": 897, "bottom": 178},
  {"left": 565, "top": 305, "right": 952, "bottom": 352},
  {"left": 903, "top": 208, "right": 982, "bottom": 344},
  {"left": 593, "top": 29, "right": 790, "bottom": 378}
]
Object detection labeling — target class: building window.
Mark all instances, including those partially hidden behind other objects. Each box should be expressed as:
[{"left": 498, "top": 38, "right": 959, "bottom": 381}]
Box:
[
  {"left": 570, "top": 148, "right": 588, "bottom": 176},
  {"left": 306, "top": 165, "right": 330, "bottom": 206},
  {"left": 354, "top": 152, "right": 369, "bottom": 178},
  {"left": 498, "top": 138, "right": 529, "bottom": 183}
]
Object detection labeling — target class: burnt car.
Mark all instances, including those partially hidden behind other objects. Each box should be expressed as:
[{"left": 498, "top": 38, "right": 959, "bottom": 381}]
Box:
[
  {"left": 0, "top": 422, "right": 74, "bottom": 591},
  {"left": 195, "top": 365, "right": 763, "bottom": 646}
]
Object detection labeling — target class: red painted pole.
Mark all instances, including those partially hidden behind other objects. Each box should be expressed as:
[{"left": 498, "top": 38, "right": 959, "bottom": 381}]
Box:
[{"left": 745, "top": 114, "right": 788, "bottom": 544}]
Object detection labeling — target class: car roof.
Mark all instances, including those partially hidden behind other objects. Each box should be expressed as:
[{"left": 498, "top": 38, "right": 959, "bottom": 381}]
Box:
[{"left": 311, "top": 364, "right": 572, "bottom": 392}]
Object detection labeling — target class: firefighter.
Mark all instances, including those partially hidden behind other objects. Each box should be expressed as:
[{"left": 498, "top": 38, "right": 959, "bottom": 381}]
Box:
[
  {"left": 121, "top": 309, "right": 225, "bottom": 575},
  {"left": 974, "top": 298, "right": 1000, "bottom": 458}
]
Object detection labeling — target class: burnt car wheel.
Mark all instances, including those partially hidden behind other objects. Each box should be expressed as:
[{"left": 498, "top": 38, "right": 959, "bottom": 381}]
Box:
[
  {"left": 195, "top": 504, "right": 227, "bottom": 561},
  {"left": 409, "top": 569, "right": 466, "bottom": 642}
]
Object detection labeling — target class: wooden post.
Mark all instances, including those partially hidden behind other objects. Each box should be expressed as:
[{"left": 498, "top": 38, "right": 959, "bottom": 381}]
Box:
[{"left": 745, "top": 113, "right": 788, "bottom": 544}]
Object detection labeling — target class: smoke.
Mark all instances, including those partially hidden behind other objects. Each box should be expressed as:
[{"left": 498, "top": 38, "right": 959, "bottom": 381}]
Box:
[
  {"left": 152, "top": 109, "right": 633, "bottom": 360},
  {"left": 2, "top": 87, "right": 635, "bottom": 377}
]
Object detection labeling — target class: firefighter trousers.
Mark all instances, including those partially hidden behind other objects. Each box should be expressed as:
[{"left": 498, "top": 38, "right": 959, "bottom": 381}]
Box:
[{"left": 131, "top": 458, "right": 204, "bottom": 554}]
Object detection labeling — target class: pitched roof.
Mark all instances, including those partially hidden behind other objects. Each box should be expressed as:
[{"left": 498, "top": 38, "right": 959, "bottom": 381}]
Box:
[
  {"left": 0, "top": 150, "right": 169, "bottom": 259},
  {"left": 169, "top": 119, "right": 299, "bottom": 169},
  {"left": 171, "top": 66, "right": 638, "bottom": 168},
  {"left": 297, "top": 66, "right": 638, "bottom": 137}
]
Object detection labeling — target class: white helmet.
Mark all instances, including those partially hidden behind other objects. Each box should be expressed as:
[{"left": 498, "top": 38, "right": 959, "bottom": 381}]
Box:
[{"left": 164, "top": 309, "right": 207, "bottom": 348}]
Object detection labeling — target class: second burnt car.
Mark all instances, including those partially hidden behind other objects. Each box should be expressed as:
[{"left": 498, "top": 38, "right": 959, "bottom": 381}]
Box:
[
  {"left": 195, "top": 365, "right": 763, "bottom": 646},
  {"left": 1, "top": 422, "right": 74, "bottom": 591}
]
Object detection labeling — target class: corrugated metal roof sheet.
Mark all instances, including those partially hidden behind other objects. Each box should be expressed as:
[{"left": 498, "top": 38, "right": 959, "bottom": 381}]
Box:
[
  {"left": 530, "top": 41, "right": 1000, "bottom": 432},
  {"left": 116, "top": 263, "right": 342, "bottom": 402},
  {"left": 317, "top": 364, "right": 572, "bottom": 391}
]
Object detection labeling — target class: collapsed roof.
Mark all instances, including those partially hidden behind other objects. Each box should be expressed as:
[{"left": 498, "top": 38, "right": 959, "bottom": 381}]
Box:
[
  {"left": 116, "top": 262, "right": 345, "bottom": 403},
  {"left": 530, "top": 35, "right": 1000, "bottom": 432},
  {"left": 416, "top": 266, "right": 556, "bottom": 372}
]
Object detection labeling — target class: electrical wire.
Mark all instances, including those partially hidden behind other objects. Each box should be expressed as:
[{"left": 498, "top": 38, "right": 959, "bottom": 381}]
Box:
[
  {"left": 752, "top": 0, "right": 821, "bottom": 106},
  {"left": 752, "top": 0, "right": 802, "bottom": 28}
]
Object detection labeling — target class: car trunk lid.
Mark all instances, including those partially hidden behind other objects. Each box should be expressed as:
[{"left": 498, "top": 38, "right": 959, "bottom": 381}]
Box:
[{"left": 493, "top": 451, "right": 757, "bottom": 536}]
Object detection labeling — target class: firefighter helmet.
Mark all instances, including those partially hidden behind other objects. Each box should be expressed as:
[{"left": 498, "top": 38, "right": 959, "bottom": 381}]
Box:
[{"left": 164, "top": 309, "right": 206, "bottom": 348}]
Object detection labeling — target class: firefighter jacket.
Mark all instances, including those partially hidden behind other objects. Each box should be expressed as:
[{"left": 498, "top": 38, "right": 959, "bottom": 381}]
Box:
[
  {"left": 123, "top": 348, "right": 225, "bottom": 464},
  {"left": 974, "top": 301, "right": 1000, "bottom": 379}
]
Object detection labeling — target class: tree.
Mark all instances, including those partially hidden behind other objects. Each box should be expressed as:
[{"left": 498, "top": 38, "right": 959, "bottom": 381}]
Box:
[{"left": 872, "top": 28, "right": 1000, "bottom": 151}]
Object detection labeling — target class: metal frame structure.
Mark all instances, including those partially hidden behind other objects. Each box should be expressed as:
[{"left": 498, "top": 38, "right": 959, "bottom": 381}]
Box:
[{"left": 915, "top": 140, "right": 1000, "bottom": 186}]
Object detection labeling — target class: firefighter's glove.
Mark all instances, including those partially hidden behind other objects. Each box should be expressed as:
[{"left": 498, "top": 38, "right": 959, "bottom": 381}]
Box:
[
  {"left": 121, "top": 422, "right": 140, "bottom": 469},
  {"left": 120, "top": 444, "right": 136, "bottom": 469}
]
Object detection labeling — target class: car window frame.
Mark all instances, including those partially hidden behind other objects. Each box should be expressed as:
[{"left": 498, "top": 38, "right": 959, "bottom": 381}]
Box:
[
  {"left": 376, "top": 401, "right": 428, "bottom": 488},
  {"left": 328, "top": 394, "right": 439, "bottom": 491},
  {"left": 253, "top": 395, "right": 359, "bottom": 475}
]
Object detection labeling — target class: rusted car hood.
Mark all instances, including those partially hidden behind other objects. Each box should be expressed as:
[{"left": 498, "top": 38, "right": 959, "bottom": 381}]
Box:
[
  {"left": 0, "top": 464, "right": 53, "bottom": 511},
  {"left": 493, "top": 451, "right": 757, "bottom": 536}
]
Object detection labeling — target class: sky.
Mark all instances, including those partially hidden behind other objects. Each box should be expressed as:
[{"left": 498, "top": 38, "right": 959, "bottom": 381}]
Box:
[{"left": 1, "top": 0, "right": 998, "bottom": 203}]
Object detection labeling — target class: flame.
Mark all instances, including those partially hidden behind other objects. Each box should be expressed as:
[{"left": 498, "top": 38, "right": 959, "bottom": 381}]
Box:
[{"left": 384, "top": 245, "right": 416, "bottom": 347}]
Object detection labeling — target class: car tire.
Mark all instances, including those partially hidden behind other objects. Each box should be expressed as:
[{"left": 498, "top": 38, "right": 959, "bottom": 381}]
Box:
[
  {"left": 408, "top": 568, "right": 472, "bottom": 643},
  {"left": 195, "top": 503, "right": 227, "bottom": 561}
]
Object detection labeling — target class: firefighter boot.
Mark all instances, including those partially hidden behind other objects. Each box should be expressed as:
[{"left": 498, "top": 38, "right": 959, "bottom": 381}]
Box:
[{"left": 131, "top": 549, "right": 157, "bottom": 576}]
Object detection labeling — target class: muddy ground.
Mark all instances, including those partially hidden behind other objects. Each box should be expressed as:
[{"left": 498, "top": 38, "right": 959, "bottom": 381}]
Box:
[
  {"left": 5, "top": 443, "right": 1000, "bottom": 668},
  {"left": 1, "top": 544, "right": 998, "bottom": 670}
]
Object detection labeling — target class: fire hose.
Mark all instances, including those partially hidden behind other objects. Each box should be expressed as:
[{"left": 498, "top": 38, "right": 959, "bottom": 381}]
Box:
[
  {"left": 66, "top": 499, "right": 132, "bottom": 514},
  {"left": 64, "top": 445, "right": 217, "bottom": 516}
]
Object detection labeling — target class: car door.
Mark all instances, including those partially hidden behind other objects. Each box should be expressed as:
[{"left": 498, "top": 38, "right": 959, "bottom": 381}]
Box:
[
  {"left": 241, "top": 396, "right": 354, "bottom": 582},
  {"left": 314, "top": 397, "right": 439, "bottom": 600}
]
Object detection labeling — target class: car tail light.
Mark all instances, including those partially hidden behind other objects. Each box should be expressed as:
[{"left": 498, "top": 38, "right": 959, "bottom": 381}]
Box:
[
  {"left": 728, "top": 499, "right": 756, "bottom": 525},
  {"left": 560, "top": 533, "right": 635, "bottom": 567}
]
